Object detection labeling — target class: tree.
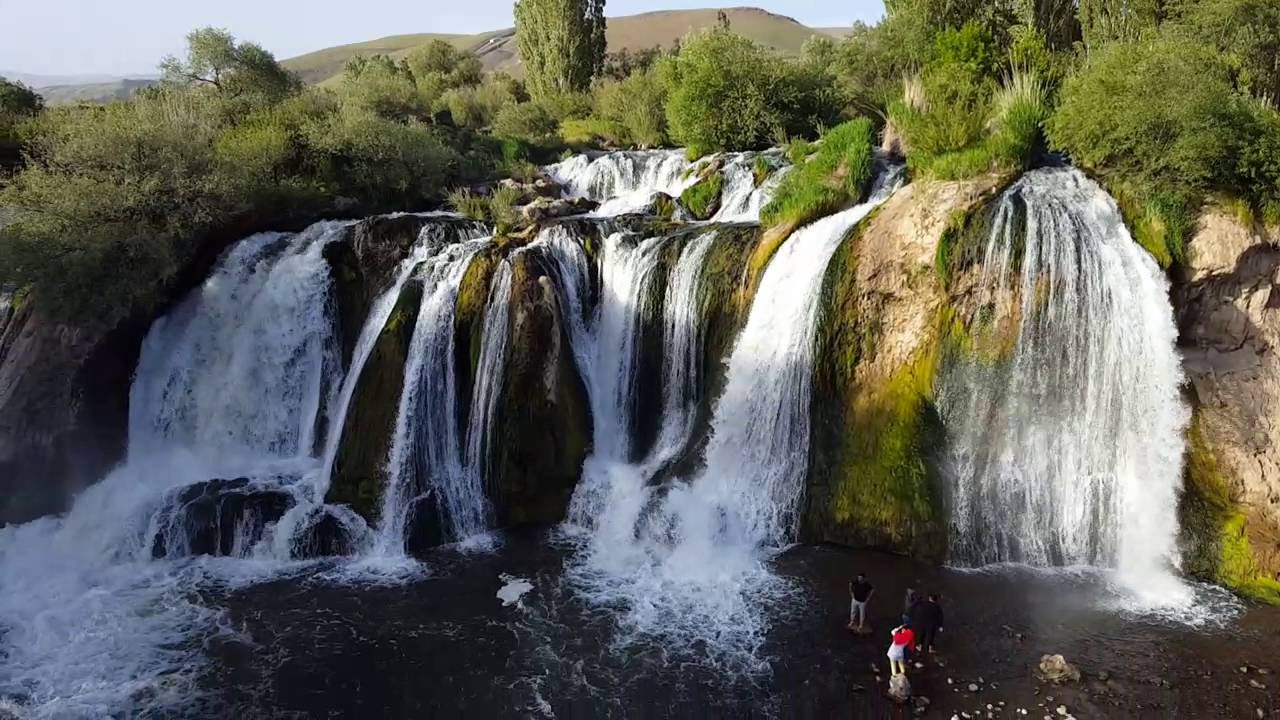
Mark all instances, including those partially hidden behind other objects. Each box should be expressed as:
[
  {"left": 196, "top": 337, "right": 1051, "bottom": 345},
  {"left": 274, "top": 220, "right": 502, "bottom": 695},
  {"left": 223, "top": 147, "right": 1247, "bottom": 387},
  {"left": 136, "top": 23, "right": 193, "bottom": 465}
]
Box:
[
  {"left": 1169, "top": 0, "right": 1280, "bottom": 100},
  {"left": 513, "top": 0, "right": 607, "bottom": 98},
  {"left": 0, "top": 78, "right": 43, "bottom": 116},
  {"left": 160, "top": 27, "right": 299, "bottom": 102}
]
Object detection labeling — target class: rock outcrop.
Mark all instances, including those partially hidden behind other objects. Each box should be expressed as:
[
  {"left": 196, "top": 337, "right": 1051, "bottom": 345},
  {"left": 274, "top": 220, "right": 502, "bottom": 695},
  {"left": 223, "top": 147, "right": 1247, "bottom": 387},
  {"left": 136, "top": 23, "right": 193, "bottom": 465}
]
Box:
[
  {"left": 1175, "top": 208, "right": 1280, "bottom": 601},
  {"left": 806, "top": 175, "right": 1007, "bottom": 558},
  {"left": 489, "top": 245, "right": 593, "bottom": 526}
]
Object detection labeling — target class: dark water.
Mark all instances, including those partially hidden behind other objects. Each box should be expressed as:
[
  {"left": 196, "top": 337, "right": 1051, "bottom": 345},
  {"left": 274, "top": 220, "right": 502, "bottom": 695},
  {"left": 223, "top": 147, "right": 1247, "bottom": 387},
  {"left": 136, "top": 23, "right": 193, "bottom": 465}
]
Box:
[{"left": 193, "top": 529, "right": 1280, "bottom": 719}]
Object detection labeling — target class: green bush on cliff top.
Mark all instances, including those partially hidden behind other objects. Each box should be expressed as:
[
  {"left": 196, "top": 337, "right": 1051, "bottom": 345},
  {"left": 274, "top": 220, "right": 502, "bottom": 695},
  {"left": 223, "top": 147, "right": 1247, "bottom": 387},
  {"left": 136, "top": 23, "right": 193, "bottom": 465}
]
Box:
[
  {"left": 680, "top": 173, "right": 724, "bottom": 220},
  {"left": 761, "top": 118, "right": 875, "bottom": 229}
]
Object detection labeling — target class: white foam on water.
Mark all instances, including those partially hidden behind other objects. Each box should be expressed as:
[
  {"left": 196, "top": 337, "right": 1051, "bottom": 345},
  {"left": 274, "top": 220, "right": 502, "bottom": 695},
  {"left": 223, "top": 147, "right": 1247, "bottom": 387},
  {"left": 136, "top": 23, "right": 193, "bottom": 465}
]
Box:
[
  {"left": 562, "top": 167, "right": 905, "bottom": 671},
  {"left": 498, "top": 575, "right": 535, "bottom": 608}
]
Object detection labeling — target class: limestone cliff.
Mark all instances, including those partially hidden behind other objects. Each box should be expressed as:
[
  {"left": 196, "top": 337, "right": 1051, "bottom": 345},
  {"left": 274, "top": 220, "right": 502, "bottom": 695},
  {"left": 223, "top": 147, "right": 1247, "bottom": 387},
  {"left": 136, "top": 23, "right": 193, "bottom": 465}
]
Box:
[
  {"left": 805, "top": 175, "right": 1007, "bottom": 557},
  {"left": 1175, "top": 208, "right": 1280, "bottom": 601}
]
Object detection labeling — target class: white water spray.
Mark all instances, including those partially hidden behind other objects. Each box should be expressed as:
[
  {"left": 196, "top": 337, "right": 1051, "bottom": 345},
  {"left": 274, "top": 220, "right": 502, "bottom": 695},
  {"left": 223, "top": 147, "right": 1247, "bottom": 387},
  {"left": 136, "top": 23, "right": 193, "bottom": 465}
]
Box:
[
  {"left": 375, "top": 240, "right": 488, "bottom": 554},
  {"left": 938, "top": 167, "right": 1190, "bottom": 603}
]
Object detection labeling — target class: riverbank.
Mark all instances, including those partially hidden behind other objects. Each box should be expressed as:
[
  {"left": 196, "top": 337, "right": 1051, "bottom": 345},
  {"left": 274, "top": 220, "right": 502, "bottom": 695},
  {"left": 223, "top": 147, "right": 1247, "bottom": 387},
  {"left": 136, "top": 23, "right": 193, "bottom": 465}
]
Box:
[{"left": 195, "top": 529, "right": 1280, "bottom": 718}]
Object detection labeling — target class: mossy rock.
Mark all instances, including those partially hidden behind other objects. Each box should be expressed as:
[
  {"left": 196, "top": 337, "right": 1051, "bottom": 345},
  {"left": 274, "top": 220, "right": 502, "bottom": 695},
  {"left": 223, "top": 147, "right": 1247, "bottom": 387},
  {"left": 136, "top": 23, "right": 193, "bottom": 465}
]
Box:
[
  {"left": 327, "top": 277, "right": 424, "bottom": 521},
  {"left": 680, "top": 173, "right": 725, "bottom": 221},
  {"left": 453, "top": 244, "right": 504, "bottom": 436},
  {"left": 1179, "top": 411, "right": 1280, "bottom": 604},
  {"left": 489, "top": 248, "right": 593, "bottom": 526},
  {"left": 804, "top": 220, "right": 947, "bottom": 557}
]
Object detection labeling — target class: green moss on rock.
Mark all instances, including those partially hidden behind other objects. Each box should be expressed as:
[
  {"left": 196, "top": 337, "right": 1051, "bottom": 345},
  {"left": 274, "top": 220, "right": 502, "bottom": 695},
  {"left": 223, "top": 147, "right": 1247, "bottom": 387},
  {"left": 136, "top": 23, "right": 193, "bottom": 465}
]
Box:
[
  {"left": 327, "top": 278, "right": 423, "bottom": 521},
  {"left": 489, "top": 248, "right": 593, "bottom": 526},
  {"left": 680, "top": 173, "right": 725, "bottom": 221},
  {"left": 1180, "top": 414, "right": 1280, "bottom": 604}
]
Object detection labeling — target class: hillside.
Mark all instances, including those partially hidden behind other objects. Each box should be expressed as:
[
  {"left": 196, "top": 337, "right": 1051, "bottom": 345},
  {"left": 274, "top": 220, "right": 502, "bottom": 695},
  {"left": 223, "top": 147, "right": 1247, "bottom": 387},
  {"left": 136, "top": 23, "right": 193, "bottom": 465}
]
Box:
[
  {"left": 282, "top": 7, "right": 843, "bottom": 84},
  {"left": 37, "top": 78, "right": 158, "bottom": 105}
]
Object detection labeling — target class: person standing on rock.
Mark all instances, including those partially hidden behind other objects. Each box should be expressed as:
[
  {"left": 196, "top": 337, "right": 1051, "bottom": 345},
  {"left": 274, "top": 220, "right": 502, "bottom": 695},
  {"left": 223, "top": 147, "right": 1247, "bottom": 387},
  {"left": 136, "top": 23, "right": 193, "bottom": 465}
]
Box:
[
  {"left": 887, "top": 621, "right": 914, "bottom": 676},
  {"left": 847, "top": 573, "right": 874, "bottom": 632},
  {"left": 910, "top": 593, "right": 944, "bottom": 654}
]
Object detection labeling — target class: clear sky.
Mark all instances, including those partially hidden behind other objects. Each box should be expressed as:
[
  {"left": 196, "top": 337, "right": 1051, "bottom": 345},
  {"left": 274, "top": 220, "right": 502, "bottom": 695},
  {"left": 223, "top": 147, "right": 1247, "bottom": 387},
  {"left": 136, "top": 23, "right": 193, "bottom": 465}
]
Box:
[{"left": 2, "top": 0, "right": 886, "bottom": 77}]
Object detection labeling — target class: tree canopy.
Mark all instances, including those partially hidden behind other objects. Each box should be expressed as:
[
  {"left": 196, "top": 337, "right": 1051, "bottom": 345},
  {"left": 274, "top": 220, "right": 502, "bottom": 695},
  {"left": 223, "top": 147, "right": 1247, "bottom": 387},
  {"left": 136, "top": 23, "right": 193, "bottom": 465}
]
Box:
[{"left": 514, "top": 0, "right": 607, "bottom": 98}]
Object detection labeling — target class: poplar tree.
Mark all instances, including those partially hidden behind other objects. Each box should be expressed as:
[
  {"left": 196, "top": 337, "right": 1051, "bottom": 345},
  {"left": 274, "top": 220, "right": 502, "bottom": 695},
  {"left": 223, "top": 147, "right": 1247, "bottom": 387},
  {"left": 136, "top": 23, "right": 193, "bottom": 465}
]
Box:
[{"left": 513, "top": 0, "right": 607, "bottom": 98}]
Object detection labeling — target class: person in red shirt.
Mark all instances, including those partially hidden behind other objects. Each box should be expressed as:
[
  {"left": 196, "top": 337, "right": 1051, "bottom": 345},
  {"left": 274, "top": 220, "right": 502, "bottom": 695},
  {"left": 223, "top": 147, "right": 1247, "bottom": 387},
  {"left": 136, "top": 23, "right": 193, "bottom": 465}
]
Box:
[{"left": 887, "top": 622, "right": 915, "bottom": 676}]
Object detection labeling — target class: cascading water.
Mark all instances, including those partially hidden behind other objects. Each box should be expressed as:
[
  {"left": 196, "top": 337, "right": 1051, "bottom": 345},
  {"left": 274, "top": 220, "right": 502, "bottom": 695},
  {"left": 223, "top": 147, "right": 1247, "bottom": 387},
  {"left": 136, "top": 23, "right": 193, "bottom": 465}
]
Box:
[
  {"left": 0, "top": 220, "right": 355, "bottom": 717},
  {"left": 465, "top": 260, "right": 514, "bottom": 502},
  {"left": 564, "top": 166, "right": 905, "bottom": 667},
  {"left": 711, "top": 155, "right": 789, "bottom": 223},
  {"left": 937, "top": 167, "right": 1191, "bottom": 603},
  {"left": 375, "top": 240, "right": 489, "bottom": 555},
  {"left": 547, "top": 150, "right": 694, "bottom": 216}
]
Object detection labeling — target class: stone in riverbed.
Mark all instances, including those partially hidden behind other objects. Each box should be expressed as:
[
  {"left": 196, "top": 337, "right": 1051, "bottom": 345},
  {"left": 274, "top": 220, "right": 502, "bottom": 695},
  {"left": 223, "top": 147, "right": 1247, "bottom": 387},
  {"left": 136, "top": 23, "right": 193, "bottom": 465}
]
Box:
[
  {"left": 888, "top": 673, "right": 911, "bottom": 701},
  {"left": 1037, "top": 654, "right": 1081, "bottom": 684},
  {"left": 520, "top": 196, "right": 598, "bottom": 224}
]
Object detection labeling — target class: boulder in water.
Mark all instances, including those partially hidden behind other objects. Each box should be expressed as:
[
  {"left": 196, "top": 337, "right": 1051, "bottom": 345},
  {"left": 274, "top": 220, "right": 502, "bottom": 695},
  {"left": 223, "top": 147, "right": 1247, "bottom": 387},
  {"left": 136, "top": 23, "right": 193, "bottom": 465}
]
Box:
[
  {"left": 888, "top": 673, "right": 912, "bottom": 701},
  {"left": 405, "top": 491, "right": 452, "bottom": 555},
  {"left": 1037, "top": 654, "right": 1081, "bottom": 684},
  {"left": 520, "top": 196, "right": 598, "bottom": 224},
  {"left": 150, "top": 478, "right": 293, "bottom": 558},
  {"left": 293, "top": 506, "right": 364, "bottom": 559}
]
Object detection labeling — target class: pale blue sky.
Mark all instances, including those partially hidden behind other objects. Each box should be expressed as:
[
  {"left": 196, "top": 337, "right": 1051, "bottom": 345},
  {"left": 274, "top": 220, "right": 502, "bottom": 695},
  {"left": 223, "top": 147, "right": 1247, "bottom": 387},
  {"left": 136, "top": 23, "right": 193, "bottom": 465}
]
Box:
[{"left": 2, "top": 0, "right": 886, "bottom": 77}]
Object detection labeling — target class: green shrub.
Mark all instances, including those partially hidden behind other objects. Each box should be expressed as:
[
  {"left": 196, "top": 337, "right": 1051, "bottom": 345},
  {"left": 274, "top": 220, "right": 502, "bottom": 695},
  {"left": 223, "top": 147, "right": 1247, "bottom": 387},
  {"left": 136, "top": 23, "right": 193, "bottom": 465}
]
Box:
[
  {"left": 448, "top": 188, "right": 488, "bottom": 220},
  {"left": 1047, "top": 38, "right": 1259, "bottom": 264},
  {"left": 488, "top": 185, "right": 522, "bottom": 234},
  {"left": 680, "top": 173, "right": 724, "bottom": 220},
  {"left": 752, "top": 156, "right": 772, "bottom": 186},
  {"left": 492, "top": 102, "right": 560, "bottom": 147},
  {"left": 338, "top": 55, "right": 428, "bottom": 121},
  {"left": 594, "top": 68, "right": 668, "bottom": 148},
  {"left": 438, "top": 80, "right": 517, "bottom": 130},
  {"left": 761, "top": 118, "right": 875, "bottom": 228},
  {"left": 785, "top": 138, "right": 814, "bottom": 165},
  {"left": 560, "top": 117, "right": 628, "bottom": 147},
  {"left": 660, "top": 29, "right": 839, "bottom": 156}
]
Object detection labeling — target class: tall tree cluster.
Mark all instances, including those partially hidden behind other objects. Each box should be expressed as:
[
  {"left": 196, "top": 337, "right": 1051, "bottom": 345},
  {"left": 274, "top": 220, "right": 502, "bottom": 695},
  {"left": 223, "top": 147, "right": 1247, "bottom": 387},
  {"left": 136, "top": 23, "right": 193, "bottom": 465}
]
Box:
[{"left": 514, "top": 0, "right": 607, "bottom": 99}]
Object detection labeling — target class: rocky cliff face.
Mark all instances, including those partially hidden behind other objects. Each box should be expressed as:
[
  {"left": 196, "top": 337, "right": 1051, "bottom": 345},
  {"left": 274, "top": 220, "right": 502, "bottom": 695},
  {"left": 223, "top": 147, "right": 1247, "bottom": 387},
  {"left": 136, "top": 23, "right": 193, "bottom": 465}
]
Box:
[
  {"left": 0, "top": 301, "right": 139, "bottom": 525},
  {"left": 805, "top": 175, "right": 1006, "bottom": 558},
  {"left": 1175, "top": 209, "right": 1280, "bottom": 601}
]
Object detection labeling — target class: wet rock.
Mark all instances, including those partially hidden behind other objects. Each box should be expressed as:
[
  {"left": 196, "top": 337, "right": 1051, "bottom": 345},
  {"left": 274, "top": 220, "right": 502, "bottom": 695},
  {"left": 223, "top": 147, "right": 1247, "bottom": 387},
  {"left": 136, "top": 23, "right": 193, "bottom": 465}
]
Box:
[
  {"left": 405, "top": 491, "right": 451, "bottom": 555},
  {"left": 889, "top": 673, "right": 912, "bottom": 701},
  {"left": 294, "top": 507, "right": 363, "bottom": 558},
  {"left": 1249, "top": 679, "right": 1267, "bottom": 690},
  {"left": 520, "top": 196, "right": 597, "bottom": 224},
  {"left": 150, "top": 478, "right": 293, "bottom": 558},
  {"left": 968, "top": 684, "right": 979, "bottom": 692},
  {"left": 1037, "top": 654, "right": 1081, "bottom": 684}
]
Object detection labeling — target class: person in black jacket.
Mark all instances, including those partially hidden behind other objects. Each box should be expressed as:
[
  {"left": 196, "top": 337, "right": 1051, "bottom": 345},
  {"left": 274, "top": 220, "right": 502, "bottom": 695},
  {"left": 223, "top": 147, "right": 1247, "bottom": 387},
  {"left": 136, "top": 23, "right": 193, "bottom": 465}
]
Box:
[{"left": 909, "top": 593, "right": 944, "bottom": 653}]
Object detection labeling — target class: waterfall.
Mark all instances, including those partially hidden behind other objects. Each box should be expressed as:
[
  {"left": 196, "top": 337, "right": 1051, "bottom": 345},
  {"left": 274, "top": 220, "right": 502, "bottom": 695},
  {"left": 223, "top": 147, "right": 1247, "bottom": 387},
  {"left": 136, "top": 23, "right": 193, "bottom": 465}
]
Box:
[
  {"left": 711, "top": 156, "right": 789, "bottom": 223},
  {"left": 375, "top": 240, "right": 488, "bottom": 555},
  {"left": 938, "top": 167, "right": 1190, "bottom": 600},
  {"left": 547, "top": 150, "right": 694, "bottom": 215},
  {"left": 0, "top": 220, "right": 356, "bottom": 716},
  {"left": 564, "top": 165, "right": 904, "bottom": 666},
  {"left": 464, "top": 260, "right": 514, "bottom": 502},
  {"left": 130, "top": 223, "right": 347, "bottom": 469}
]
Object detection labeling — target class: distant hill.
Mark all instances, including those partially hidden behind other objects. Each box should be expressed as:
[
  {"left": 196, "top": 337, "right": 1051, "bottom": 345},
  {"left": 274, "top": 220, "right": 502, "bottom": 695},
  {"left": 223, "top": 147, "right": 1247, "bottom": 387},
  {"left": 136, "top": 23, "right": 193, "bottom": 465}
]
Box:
[
  {"left": 283, "top": 7, "right": 847, "bottom": 85},
  {"left": 37, "top": 79, "right": 158, "bottom": 105}
]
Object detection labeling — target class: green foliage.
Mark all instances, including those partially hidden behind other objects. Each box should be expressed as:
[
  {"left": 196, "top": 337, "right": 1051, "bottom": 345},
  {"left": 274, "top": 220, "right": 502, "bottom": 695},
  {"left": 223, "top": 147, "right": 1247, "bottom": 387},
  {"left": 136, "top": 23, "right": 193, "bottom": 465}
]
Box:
[
  {"left": 660, "top": 29, "right": 839, "bottom": 156},
  {"left": 488, "top": 185, "right": 523, "bottom": 234},
  {"left": 448, "top": 188, "right": 489, "bottom": 220},
  {"left": 752, "top": 156, "right": 772, "bottom": 187},
  {"left": 761, "top": 118, "right": 875, "bottom": 228},
  {"left": 492, "top": 102, "right": 560, "bottom": 147},
  {"left": 160, "top": 27, "right": 300, "bottom": 103},
  {"left": 592, "top": 69, "right": 668, "bottom": 148},
  {"left": 679, "top": 173, "right": 724, "bottom": 220},
  {"left": 405, "top": 39, "right": 484, "bottom": 88},
  {"left": 1078, "top": 0, "right": 1164, "bottom": 50},
  {"left": 785, "top": 138, "right": 814, "bottom": 165},
  {"left": 1180, "top": 416, "right": 1280, "bottom": 604},
  {"left": 1169, "top": 0, "right": 1280, "bottom": 101},
  {"left": 1047, "top": 37, "right": 1269, "bottom": 263},
  {"left": 439, "top": 80, "right": 517, "bottom": 130},
  {"left": 0, "top": 78, "right": 43, "bottom": 166},
  {"left": 560, "top": 117, "right": 628, "bottom": 147},
  {"left": 514, "top": 0, "right": 607, "bottom": 99},
  {"left": 339, "top": 55, "right": 429, "bottom": 121}
]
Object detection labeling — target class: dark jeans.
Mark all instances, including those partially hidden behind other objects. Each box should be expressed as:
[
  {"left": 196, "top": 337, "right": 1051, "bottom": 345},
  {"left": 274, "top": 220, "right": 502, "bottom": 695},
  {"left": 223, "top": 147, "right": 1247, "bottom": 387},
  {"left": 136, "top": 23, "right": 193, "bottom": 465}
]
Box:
[{"left": 918, "top": 626, "right": 938, "bottom": 651}]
